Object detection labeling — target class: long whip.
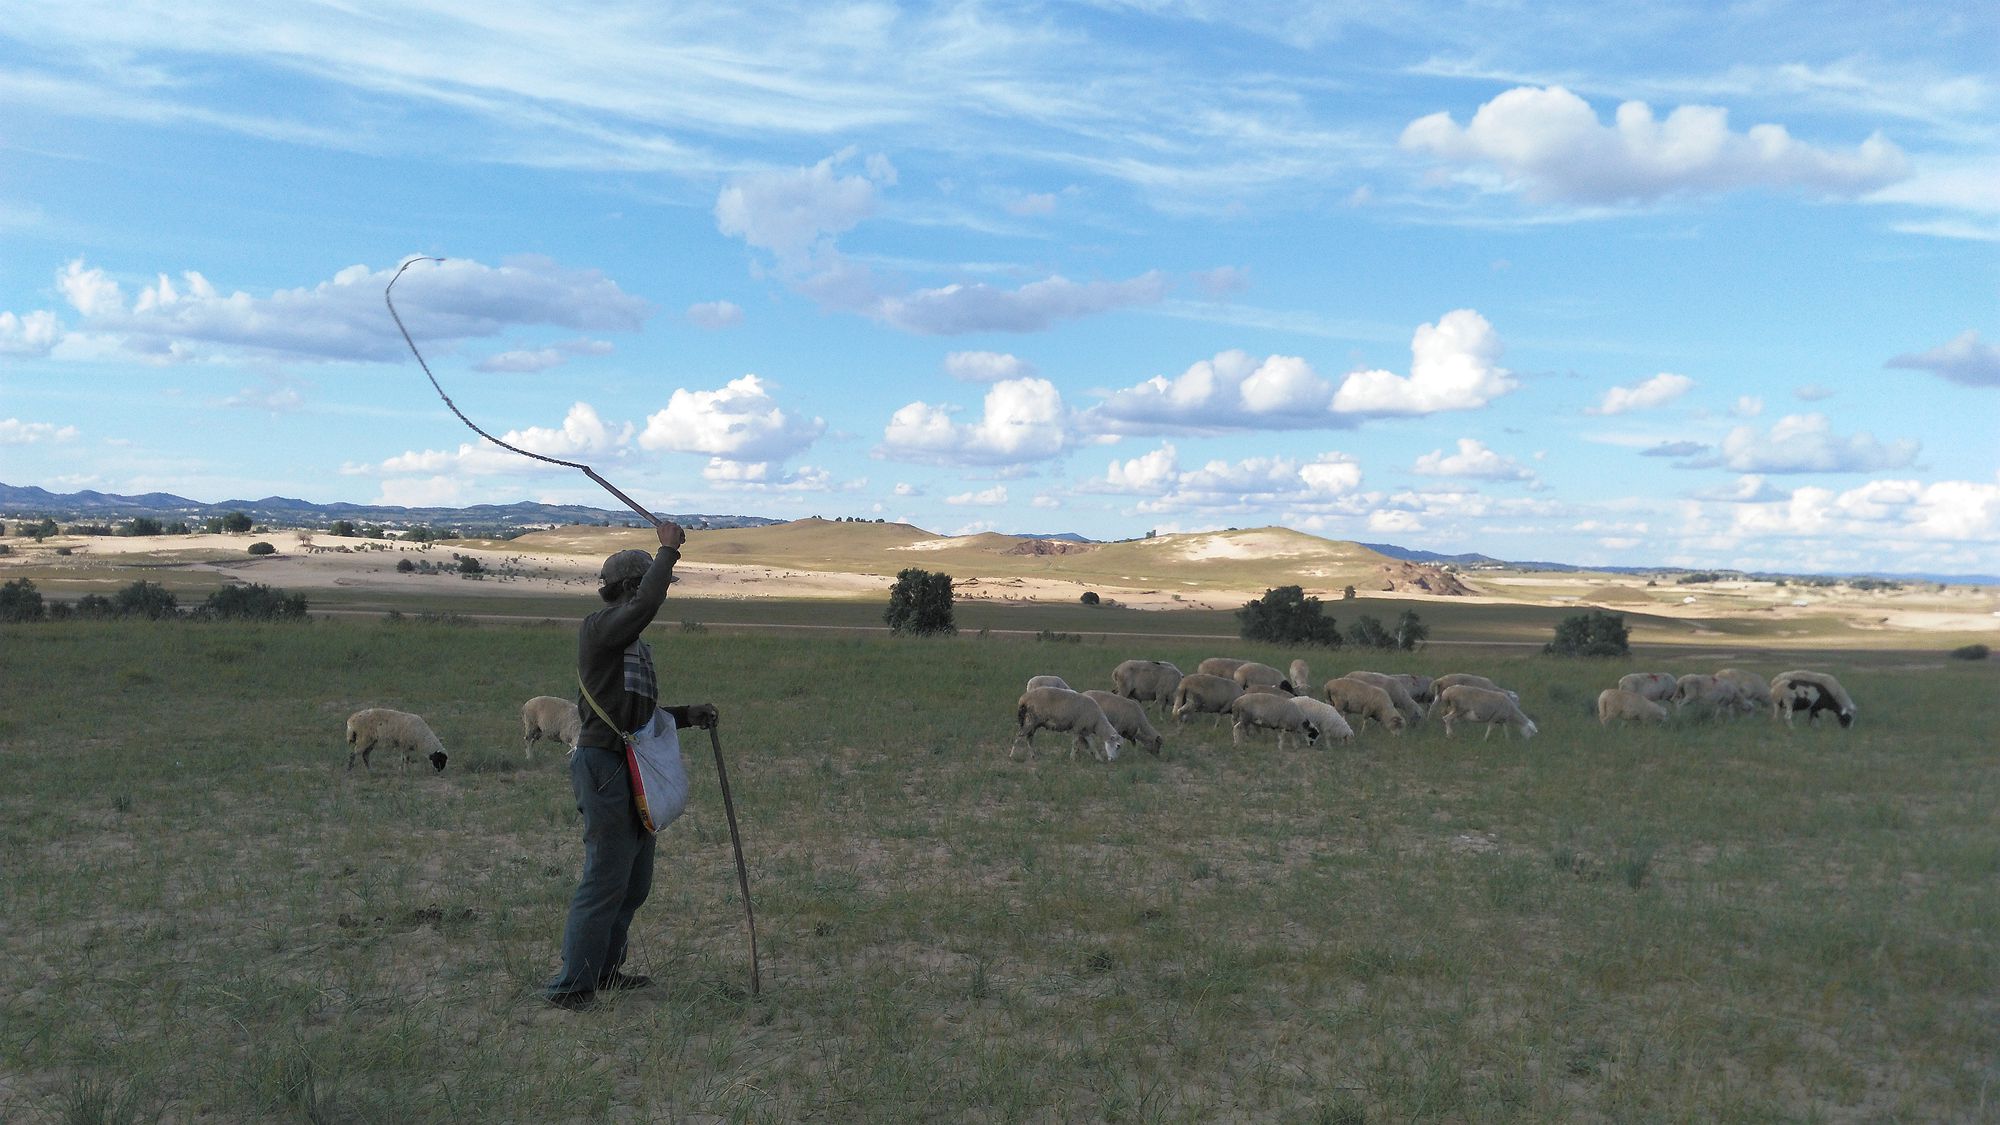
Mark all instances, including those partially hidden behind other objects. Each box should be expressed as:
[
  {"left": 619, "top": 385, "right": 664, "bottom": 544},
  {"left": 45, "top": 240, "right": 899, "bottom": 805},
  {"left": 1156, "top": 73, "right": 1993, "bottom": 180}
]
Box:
[{"left": 384, "top": 255, "right": 761, "bottom": 997}]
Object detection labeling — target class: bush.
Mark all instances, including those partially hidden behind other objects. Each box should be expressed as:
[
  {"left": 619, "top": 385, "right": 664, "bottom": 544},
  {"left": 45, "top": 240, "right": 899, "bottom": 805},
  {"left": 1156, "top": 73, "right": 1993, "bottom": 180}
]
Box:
[
  {"left": 396, "top": 558, "right": 416, "bottom": 573},
  {"left": 202, "top": 583, "right": 308, "bottom": 621},
  {"left": 456, "top": 555, "right": 484, "bottom": 575},
  {"left": 247, "top": 541, "right": 276, "bottom": 556},
  {"left": 0, "top": 578, "right": 46, "bottom": 622},
  {"left": 73, "top": 594, "right": 115, "bottom": 618},
  {"left": 221, "top": 512, "right": 253, "bottom": 533},
  {"left": 1079, "top": 591, "right": 1100, "bottom": 606},
  {"left": 114, "top": 581, "right": 179, "bottom": 620},
  {"left": 884, "top": 568, "right": 956, "bottom": 636},
  {"left": 1394, "top": 609, "right": 1429, "bottom": 652},
  {"left": 1237, "top": 585, "right": 1340, "bottom": 647},
  {"left": 1346, "top": 614, "right": 1395, "bottom": 650},
  {"left": 1950, "top": 643, "right": 1990, "bottom": 661},
  {"left": 1544, "top": 610, "right": 1630, "bottom": 657}
]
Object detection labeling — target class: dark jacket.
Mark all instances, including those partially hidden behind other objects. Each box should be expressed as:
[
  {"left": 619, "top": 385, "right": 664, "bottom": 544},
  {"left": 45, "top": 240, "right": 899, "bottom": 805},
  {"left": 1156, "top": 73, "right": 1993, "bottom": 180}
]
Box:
[{"left": 574, "top": 547, "right": 692, "bottom": 749}]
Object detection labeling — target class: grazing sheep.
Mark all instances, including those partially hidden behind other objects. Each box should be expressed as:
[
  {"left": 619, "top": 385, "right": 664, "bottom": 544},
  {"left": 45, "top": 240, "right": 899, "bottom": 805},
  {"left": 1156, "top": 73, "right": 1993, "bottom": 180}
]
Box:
[
  {"left": 1014, "top": 687, "right": 1123, "bottom": 762},
  {"left": 1322, "top": 676, "right": 1407, "bottom": 735},
  {"left": 1172, "top": 673, "right": 1243, "bottom": 725},
  {"left": 1287, "top": 696, "right": 1355, "bottom": 746},
  {"left": 1388, "top": 672, "right": 1433, "bottom": 702},
  {"left": 1769, "top": 670, "right": 1857, "bottom": 728},
  {"left": 1716, "top": 668, "right": 1772, "bottom": 714},
  {"left": 1436, "top": 685, "right": 1538, "bottom": 741},
  {"left": 520, "top": 695, "right": 582, "bottom": 758},
  {"left": 1617, "top": 672, "right": 1678, "bottom": 703},
  {"left": 1196, "top": 657, "right": 1250, "bottom": 679},
  {"left": 1239, "top": 682, "right": 1295, "bottom": 697},
  {"left": 345, "top": 708, "right": 449, "bottom": 772},
  {"left": 1026, "top": 674, "right": 1073, "bottom": 692},
  {"left": 1233, "top": 661, "right": 1293, "bottom": 694},
  {"left": 1344, "top": 670, "right": 1426, "bottom": 725},
  {"left": 1112, "top": 659, "right": 1183, "bottom": 714},
  {"left": 1672, "top": 673, "right": 1739, "bottom": 717},
  {"left": 1288, "top": 659, "right": 1312, "bottom": 692},
  {"left": 1425, "top": 672, "right": 1516, "bottom": 704},
  {"left": 1083, "top": 690, "right": 1165, "bottom": 756},
  {"left": 1229, "top": 692, "right": 1322, "bottom": 751},
  {"left": 1596, "top": 687, "right": 1669, "bottom": 726}
]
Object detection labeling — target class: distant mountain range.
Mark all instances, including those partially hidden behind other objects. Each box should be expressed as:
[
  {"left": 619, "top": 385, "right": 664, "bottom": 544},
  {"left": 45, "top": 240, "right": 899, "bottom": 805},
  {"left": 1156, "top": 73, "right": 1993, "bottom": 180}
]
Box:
[
  {"left": 4, "top": 483, "right": 1992, "bottom": 585},
  {"left": 0, "top": 482, "right": 780, "bottom": 534}
]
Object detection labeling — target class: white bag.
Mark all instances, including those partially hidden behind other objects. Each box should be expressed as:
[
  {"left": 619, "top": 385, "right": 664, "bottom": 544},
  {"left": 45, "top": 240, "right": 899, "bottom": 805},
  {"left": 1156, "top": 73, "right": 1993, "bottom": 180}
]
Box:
[{"left": 622, "top": 708, "right": 688, "bottom": 834}]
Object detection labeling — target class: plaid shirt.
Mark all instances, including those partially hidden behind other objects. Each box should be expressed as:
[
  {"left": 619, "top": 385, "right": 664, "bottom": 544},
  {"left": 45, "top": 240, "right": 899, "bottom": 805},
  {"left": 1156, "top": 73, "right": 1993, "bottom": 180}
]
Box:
[{"left": 622, "top": 639, "right": 658, "bottom": 717}]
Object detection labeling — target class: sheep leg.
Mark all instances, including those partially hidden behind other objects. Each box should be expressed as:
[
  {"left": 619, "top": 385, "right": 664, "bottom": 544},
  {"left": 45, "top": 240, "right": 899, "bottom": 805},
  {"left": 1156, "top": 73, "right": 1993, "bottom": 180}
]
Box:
[{"left": 1232, "top": 721, "right": 1246, "bottom": 747}]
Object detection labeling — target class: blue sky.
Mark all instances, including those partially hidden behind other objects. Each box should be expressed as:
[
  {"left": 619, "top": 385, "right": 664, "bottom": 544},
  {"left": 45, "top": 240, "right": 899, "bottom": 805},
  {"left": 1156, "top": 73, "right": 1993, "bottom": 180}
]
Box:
[{"left": 3, "top": 1, "right": 1996, "bottom": 576}]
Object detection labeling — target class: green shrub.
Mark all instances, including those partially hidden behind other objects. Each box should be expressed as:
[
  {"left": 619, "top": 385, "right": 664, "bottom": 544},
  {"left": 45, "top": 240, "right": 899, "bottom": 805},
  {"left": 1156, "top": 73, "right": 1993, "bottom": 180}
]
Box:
[
  {"left": 0, "top": 578, "right": 45, "bottom": 622},
  {"left": 247, "top": 541, "right": 276, "bottom": 556},
  {"left": 1544, "top": 610, "right": 1630, "bottom": 657},
  {"left": 1237, "top": 585, "right": 1340, "bottom": 647},
  {"left": 1950, "top": 643, "right": 1990, "bottom": 661},
  {"left": 202, "top": 583, "right": 308, "bottom": 621},
  {"left": 114, "top": 581, "right": 179, "bottom": 620},
  {"left": 885, "top": 568, "right": 956, "bottom": 636},
  {"left": 1079, "top": 591, "right": 1100, "bottom": 606},
  {"left": 221, "top": 512, "right": 253, "bottom": 533}
]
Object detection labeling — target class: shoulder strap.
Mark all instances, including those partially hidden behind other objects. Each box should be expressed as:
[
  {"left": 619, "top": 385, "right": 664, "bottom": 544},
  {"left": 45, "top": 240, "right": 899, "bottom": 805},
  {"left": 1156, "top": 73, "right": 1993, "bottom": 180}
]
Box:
[{"left": 577, "top": 672, "right": 631, "bottom": 742}]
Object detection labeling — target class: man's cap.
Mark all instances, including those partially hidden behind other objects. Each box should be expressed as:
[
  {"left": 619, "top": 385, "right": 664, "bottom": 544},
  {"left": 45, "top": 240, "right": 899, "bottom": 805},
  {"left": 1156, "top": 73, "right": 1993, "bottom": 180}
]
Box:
[{"left": 599, "top": 549, "right": 653, "bottom": 585}]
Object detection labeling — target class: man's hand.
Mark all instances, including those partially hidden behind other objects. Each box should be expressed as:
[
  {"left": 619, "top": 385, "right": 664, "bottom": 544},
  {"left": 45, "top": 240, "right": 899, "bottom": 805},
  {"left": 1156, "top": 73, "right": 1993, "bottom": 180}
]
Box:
[
  {"left": 686, "top": 703, "right": 719, "bottom": 729},
  {"left": 655, "top": 520, "right": 686, "bottom": 553}
]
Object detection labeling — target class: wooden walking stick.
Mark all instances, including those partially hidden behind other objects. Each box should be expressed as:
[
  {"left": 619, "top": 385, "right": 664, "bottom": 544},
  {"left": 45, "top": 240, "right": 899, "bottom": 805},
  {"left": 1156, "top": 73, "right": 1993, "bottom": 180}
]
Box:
[{"left": 385, "top": 256, "right": 761, "bottom": 996}]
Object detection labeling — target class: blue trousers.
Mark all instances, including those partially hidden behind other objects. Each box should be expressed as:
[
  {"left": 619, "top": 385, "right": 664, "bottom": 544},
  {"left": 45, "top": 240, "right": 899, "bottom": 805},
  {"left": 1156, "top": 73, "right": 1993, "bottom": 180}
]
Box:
[{"left": 547, "top": 744, "right": 656, "bottom": 995}]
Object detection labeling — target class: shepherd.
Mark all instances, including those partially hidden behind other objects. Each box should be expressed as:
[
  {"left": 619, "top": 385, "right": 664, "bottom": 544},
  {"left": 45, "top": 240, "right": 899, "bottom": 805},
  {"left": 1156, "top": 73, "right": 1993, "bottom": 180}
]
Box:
[{"left": 546, "top": 523, "right": 718, "bottom": 1010}]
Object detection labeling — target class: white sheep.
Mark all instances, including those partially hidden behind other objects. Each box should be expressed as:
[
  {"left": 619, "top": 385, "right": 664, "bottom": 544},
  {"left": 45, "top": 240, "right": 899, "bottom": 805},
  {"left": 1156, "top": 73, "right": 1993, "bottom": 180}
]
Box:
[
  {"left": 1014, "top": 687, "right": 1123, "bottom": 762},
  {"left": 1436, "top": 685, "right": 1537, "bottom": 740},
  {"left": 1229, "top": 692, "right": 1322, "bottom": 750},
  {"left": 1769, "top": 670, "right": 1857, "bottom": 728},
  {"left": 1111, "top": 659, "right": 1183, "bottom": 715},
  {"left": 1233, "top": 661, "right": 1294, "bottom": 694},
  {"left": 1596, "top": 687, "right": 1669, "bottom": 726},
  {"left": 345, "top": 707, "right": 449, "bottom": 772},
  {"left": 520, "top": 695, "right": 582, "bottom": 758},
  {"left": 1082, "top": 690, "right": 1165, "bottom": 756},
  {"left": 1387, "top": 672, "right": 1432, "bottom": 702},
  {"left": 1322, "top": 676, "right": 1407, "bottom": 735},
  {"left": 1716, "top": 668, "right": 1772, "bottom": 714},
  {"left": 1196, "top": 656, "right": 1250, "bottom": 679},
  {"left": 1672, "top": 673, "right": 1739, "bottom": 717},
  {"left": 1617, "top": 671, "right": 1678, "bottom": 703},
  {"left": 1424, "top": 672, "right": 1516, "bottom": 704},
  {"left": 1171, "top": 673, "right": 1243, "bottom": 725},
  {"left": 1026, "top": 674, "right": 1073, "bottom": 692},
  {"left": 1343, "top": 670, "right": 1426, "bottom": 725},
  {"left": 1288, "top": 659, "right": 1312, "bottom": 692},
  {"left": 1287, "top": 696, "right": 1355, "bottom": 746}
]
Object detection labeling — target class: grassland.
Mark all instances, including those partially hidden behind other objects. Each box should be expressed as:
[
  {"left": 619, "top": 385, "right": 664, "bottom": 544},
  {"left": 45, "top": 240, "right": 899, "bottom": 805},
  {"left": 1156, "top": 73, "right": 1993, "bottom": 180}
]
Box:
[{"left": 2, "top": 615, "right": 1995, "bottom": 1123}]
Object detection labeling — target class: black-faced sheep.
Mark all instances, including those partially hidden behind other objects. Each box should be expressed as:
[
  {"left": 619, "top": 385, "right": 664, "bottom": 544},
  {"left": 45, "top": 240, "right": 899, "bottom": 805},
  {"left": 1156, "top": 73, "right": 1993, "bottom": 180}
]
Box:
[
  {"left": 1111, "top": 659, "right": 1183, "bottom": 714},
  {"left": 1014, "top": 687, "right": 1123, "bottom": 762},
  {"left": 345, "top": 708, "right": 449, "bottom": 772},
  {"left": 1617, "top": 672, "right": 1678, "bottom": 703},
  {"left": 1596, "top": 687, "right": 1669, "bottom": 726},
  {"left": 520, "top": 695, "right": 581, "bottom": 758},
  {"left": 1769, "top": 670, "right": 1857, "bottom": 728},
  {"left": 1083, "top": 689, "right": 1164, "bottom": 756},
  {"left": 1322, "top": 676, "right": 1407, "bottom": 735},
  {"left": 1436, "top": 685, "right": 1538, "bottom": 741},
  {"left": 1287, "top": 696, "right": 1355, "bottom": 746},
  {"left": 1229, "top": 692, "right": 1321, "bottom": 750},
  {"left": 1172, "top": 673, "right": 1243, "bottom": 725}
]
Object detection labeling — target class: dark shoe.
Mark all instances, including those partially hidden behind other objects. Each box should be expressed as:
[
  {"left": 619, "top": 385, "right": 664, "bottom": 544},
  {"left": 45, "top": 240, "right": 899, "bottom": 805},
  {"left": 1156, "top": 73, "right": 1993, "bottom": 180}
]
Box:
[
  {"left": 597, "top": 970, "right": 653, "bottom": 992},
  {"left": 545, "top": 989, "right": 597, "bottom": 1011}
]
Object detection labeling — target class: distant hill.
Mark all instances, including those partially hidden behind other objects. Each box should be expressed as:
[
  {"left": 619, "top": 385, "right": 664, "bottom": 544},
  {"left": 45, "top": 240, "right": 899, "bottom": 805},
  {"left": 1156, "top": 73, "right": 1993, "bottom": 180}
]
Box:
[{"left": 0, "top": 482, "right": 781, "bottom": 535}]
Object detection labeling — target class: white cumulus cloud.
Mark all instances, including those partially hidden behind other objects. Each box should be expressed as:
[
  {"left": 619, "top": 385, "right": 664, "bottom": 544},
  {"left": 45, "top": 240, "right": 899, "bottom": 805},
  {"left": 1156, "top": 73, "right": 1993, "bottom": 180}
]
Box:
[
  {"left": 0, "top": 309, "right": 61, "bottom": 356},
  {"left": 1331, "top": 309, "right": 1516, "bottom": 415},
  {"left": 879, "top": 377, "right": 1070, "bottom": 466},
  {"left": 1092, "top": 350, "right": 1337, "bottom": 433},
  {"left": 1714, "top": 413, "right": 1919, "bottom": 473},
  {"left": 639, "top": 374, "right": 826, "bottom": 462},
  {"left": 944, "top": 350, "right": 1036, "bottom": 382},
  {"left": 1589, "top": 372, "right": 1693, "bottom": 415},
  {"left": 380, "top": 402, "right": 632, "bottom": 476},
  {"left": 1413, "top": 438, "right": 1535, "bottom": 481},
  {"left": 1401, "top": 85, "right": 1908, "bottom": 205},
  {"left": 1887, "top": 330, "right": 2000, "bottom": 387},
  {"left": 946, "top": 485, "right": 1009, "bottom": 506},
  {"left": 700, "top": 459, "right": 836, "bottom": 491},
  {"left": 714, "top": 149, "right": 892, "bottom": 272},
  {"left": 0, "top": 418, "right": 80, "bottom": 444}
]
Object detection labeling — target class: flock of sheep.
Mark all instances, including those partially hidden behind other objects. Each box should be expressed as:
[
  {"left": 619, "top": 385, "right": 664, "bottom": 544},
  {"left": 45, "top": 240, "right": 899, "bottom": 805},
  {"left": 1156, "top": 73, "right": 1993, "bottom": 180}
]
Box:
[
  {"left": 339, "top": 659, "right": 1858, "bottom": 774},
  {"left": 1015, "top": 657, "right": 1858, "bottom": 763}
]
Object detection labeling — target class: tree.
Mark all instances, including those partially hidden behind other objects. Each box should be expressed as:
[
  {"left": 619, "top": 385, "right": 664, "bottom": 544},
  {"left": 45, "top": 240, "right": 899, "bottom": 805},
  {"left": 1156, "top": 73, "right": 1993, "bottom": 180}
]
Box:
[
  {"left": 1346, "top": 614, "right": 1395, "bottom": 650},
  {"left": 247, "top": 541, "right": 276, "bottom": 556},
  {"left": 396, "top": 558, "right": 416, "bottom": 573},
  {"left": 1236, "top": 585, "right": 1341, "bottom": 647},
  {"left": 329, "top": 519, "right": 357, "bottom": 537},
  {"left": 123, "top": 516, "right": 165, "bottom": 537},
  {"left": 221, "top": 511, "right": 253, "bottom": 533},
  {"left": 0, "top": 578, "right": 45, "bottom": 622},
  {"left": 1079, "top": 591, "right": 1100, "bottom": 606},
  {"left": 1394, "top": 609, "right": 1429, "bottom": 652},
  {"left": 203, "top": 583, "right": 308, "bottom": 621},
  {"left": 884, "top": 568, "right": 956, "bottom": 636},
  {"left": 1342, "top": 585, "right": 1357, "bottom": 600},
  {"left": 115, "top": 580, "right": 179, "bottom": 620},
  {"left": 1544, "top": 609, "right": 1630, "bottom": 657},
  {"left": 30, "top": 517, "right": 58, "bottom": 541},
  {"left": 456, "top": 554, "right": 484, "bottom": 575}
]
